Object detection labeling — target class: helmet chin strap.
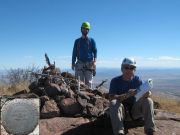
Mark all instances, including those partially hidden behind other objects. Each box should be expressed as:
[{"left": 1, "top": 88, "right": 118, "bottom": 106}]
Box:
[{"left": 82, "top": 33, "right": 88, "bottom": 38}]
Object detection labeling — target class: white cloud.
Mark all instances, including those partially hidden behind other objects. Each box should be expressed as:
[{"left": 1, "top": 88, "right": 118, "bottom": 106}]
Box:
[
  {"left": 146, "top": 56, "right": 180, "bottom": 61},
  {"left": 38, "top": 55, "right": 180, "bottom": 69},
  {"left": 97, "top": 56, "right": 180, "bottom": 68},
  {"left": 56, "top": 56, "right": 71, "bottom": 59},
  {"left": 54, "top": 55, "right": 72, "bottom": 69},
  {"left": 137, "top": 56, "right": 180, "bottom": 68},
  {"left": 24, "top": 56, "right": 33, "bottom": 59},
  {"left": 158, "top": 56, "right": 180, "bottom": 61}
]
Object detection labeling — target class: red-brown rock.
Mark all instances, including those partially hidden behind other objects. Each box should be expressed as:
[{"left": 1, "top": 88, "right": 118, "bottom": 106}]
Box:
[
  {"left": 60, "top": 98, "right": 82, "bottom": 116},
  {"left": 41, "top": 99, "right": 60, "bottom": 119}
]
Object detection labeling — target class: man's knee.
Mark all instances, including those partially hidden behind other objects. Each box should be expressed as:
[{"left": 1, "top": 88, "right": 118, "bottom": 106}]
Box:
[
  {"left": 142, "top": 97, "right": 154, "bottom": 111},
  {"left": 110, "top": 100, "right": 124, "bottom": 112},
  {"left": 110, "top": 100, "right": 123, "bottom": 106},
  {"left": 144, "top": 97, "right": 153, "bottom": 106}
]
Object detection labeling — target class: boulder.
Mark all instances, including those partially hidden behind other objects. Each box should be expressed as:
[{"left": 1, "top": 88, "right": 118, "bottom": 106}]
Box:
[
  {"left": 60, "top": 98, "right": 82, "bottom": 116},
  {"left": 40, "top": 117, "right": 90, "bottom": 135},
  {"left": 41, "top": 99, "right": 60, "bottom": 119},
  {"left": 39, "top": 110, "right": 180, "bottom": 135}
]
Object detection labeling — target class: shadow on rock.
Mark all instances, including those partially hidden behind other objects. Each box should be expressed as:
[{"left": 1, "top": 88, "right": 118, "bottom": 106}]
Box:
[{"left": 62, "top": 115, "right": 144, "bottom": 135}]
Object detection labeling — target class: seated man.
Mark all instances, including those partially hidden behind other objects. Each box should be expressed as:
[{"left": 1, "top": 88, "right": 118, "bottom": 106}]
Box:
[{"left": 109, "top": 58, "right": 156, "bottom": 135}]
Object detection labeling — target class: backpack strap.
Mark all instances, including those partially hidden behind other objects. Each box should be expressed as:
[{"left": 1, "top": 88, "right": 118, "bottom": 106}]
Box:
[{"left": 77, "top": 39, "right": 81, "bottom": 59}]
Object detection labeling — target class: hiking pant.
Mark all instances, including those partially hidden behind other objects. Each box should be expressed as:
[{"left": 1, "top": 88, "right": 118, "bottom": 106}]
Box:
[
  {"left": 109, "top": 97, "right": 155, "bottom": 135},
  {"left": 75, "top": 61, "right": 93, "bottom": 88}
]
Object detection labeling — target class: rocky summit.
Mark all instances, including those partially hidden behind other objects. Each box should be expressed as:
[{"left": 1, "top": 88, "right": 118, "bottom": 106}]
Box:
[{"left": 1, "top": 64, "right": 180, "bottom": 135}]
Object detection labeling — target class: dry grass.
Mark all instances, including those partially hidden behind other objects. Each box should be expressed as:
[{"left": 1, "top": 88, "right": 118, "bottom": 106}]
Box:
[
  {"left": 152, "top": 94, "right": 180, "bottom": 114},
  {"left": 0, "top": 81, "right": 30, "bottom": 96}
]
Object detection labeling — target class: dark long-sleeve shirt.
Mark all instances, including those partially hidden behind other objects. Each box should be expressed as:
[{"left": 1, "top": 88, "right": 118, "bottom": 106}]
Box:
[{"left": 109, "top": 75, "right": 142, "bottom": 107}]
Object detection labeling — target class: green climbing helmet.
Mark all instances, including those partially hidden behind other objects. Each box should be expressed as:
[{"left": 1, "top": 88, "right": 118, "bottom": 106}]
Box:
[{"left": 81, "top": 22, "right": 91, "bottom": 30}]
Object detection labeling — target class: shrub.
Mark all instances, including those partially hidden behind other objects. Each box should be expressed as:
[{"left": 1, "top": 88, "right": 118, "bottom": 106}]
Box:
[{"left": 0, "top": 66, "right": 40, "bottom": 95}]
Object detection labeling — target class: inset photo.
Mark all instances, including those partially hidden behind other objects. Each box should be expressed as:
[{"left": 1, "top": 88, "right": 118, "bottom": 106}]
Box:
[{"left": 1, "top": 98, "right": 39, "bottom": 135}]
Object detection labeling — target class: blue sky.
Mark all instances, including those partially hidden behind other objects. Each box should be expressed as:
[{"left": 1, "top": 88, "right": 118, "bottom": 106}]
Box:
[{"left": 0, "top": 0, "right": 180, "bottom": 70}]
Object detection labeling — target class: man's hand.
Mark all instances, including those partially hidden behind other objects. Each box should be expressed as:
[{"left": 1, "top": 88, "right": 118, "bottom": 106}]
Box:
[
  {"left": 93, "top": 58, "right": 96, "bottom": 68},
  {"left": 128, "top": 89, "right": 137, "bottom": 97},
  {"left": 72, "top": 64, "right": 75, "bottom": 71},
  {"left": 92, "top": 60, "right": 96, "bottom": 76},
  {"left": 143, "top": 90, "right": 152, "bottom": 98},
  {"left": 109, "top": 89, "right": 137, "bottom": 102},
  {"left": 93, "top": 60, "right": 96, "bottom": 65}
]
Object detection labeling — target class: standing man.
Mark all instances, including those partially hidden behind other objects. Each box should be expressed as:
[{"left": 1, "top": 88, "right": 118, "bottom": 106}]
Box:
[
  {"left": 72, "top": 22, "right": 97, "bottom": 88},
  {"left": 109, "top": 58, "right": 156, "bottom": 135}
]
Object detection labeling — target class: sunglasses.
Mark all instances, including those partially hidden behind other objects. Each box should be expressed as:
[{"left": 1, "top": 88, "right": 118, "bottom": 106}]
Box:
[{"left": 124, "top": 66, "right": 136, "bottom": 70}]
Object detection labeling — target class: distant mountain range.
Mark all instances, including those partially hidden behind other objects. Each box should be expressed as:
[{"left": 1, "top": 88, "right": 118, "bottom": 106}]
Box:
[
  {"left": 1, "top": 68, "right": 180, "bottom": 99},
  {"left": 92, "top": 68, "right": 180, "bottom": 99}
]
